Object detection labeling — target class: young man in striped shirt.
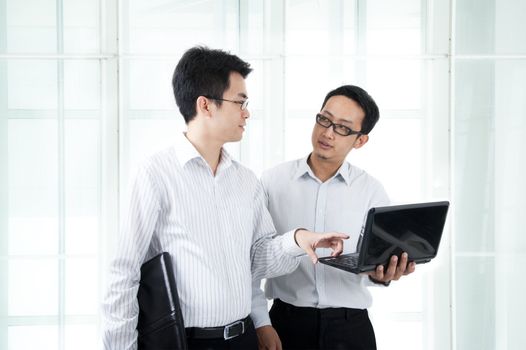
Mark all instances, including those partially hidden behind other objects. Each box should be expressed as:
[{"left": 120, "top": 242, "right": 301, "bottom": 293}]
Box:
[{"left": 102, "top": 47, "right": 349, "bottom": 350}]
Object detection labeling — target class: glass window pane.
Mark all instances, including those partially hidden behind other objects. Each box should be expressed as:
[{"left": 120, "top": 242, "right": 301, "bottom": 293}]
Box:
[
  {"left": 125, "top": 59, "right": 178, "bottom": 111},
  {"left": 7, "top": 60, "right": 57, "bottom": 110},
  {"left": 366, "top": 60, "right": 421, "bottom": 110},
  {"left": 240, "top": 0, "right": 265, "bottom": 56},
  {"left": 456, "top": 0, "right": 526, "bottom": 54},
  {"left": 285, "top": 0, "right": 357, "bottom": 55},
  {"left": 65, "top": 119, "right": 99, "bottom": 255},
  {"left": 126, "top": 118, "right": 183, "bottom": 175},
  {"left": 285, "top": 58, "right": 334, "bottom": 111},
  {"left": 454, "top": 58, "right": 526, "bottom": 349},
  {"left": 8, "top": 119, "right": 58, "bottom": 255},
  {"left": 245, "top": 60, "right": 264, "bottom": 112},
  {"left": 65, "top": 258, "right": 98, "bottom": 315},
  {"left": 351, "top": 118, "right": 423, "bottom": 202},
  {"left": 454, "top": 60, "right": 495, "bottom": 252},
  {"left": 5, "top": 0, "right": 56, "bottom": 54},
  {"left": 342, "top": 1, "right": 358, "bottom": 55},
  {"left": 286, "top": 0, "right": 332, "bottom": 55},
  {"left": 64, "top": 60, "right": 101, "bottom": 111},
  {"left": 122, "top": 117, "right": 184, "bottom": 210},
  {"left": 240, "top": 117, "right": 263, "bottom": 176},
  {"left": 455, "top": 256, "right": 495, "bottom": 350},
  {"left": 284, "top": 117, "right": 314, "bottom": 161},
  {"left": 370, "top": 273, "right": 423, "bottom": 313},
  {"left": 8, "top": 326, "right": 58, "bottom": 350},
  {"left": 366, "top": 0, "right": 421, "bottom": 55},
  {"left": 493, "top": 60, "right": 526, "bottom": 254},
  {"left": 373, "top": 319, "right": 423, "bottom": 350},
  {"left": 493, "top": 0, "right": 526, "bottom": 54},
  {"left": 125, "top": 0, "right": 238, "bottom": 54},
  {"left": 8, "top": 259, "right": 58, "bottom": 316},
  {"left": 495, "top": 255, "right": 526, "bottom": 346},
  {"left": 64, "top": 0, "right": 100, "bottom": 53},
  {"left": 65, "top": 324, "right": 98, "bottom": 350}
]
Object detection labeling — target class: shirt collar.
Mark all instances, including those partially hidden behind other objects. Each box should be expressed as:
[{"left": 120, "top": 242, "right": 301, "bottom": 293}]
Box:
[
  {"left": 217, "top": 148, "right": 234, "bottom": 173},
  {"left": 292, "top": 155, "right": 313, "bottom": 181},
  {"left": 293, "top": 154, "right": 353, "bottom": 186},
  {"left": 174, "top": 132, "right": 234, "bottom": 171}
]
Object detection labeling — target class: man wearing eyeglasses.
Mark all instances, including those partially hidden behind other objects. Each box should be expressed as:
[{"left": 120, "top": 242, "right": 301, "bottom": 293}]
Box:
[
  {"left": 252, "top": 85, "right": 416, "bottom": 350},
  {"left": 102, "top": 47, "right": 349, "bottom": 350}
]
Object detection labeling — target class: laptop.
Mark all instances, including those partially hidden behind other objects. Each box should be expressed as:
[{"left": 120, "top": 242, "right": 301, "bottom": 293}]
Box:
[{"left": 318, "top": 201, "right": 449, "bottom": 274}]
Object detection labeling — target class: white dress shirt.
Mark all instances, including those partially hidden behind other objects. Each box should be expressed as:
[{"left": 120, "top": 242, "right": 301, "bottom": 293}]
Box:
[
  {"left": 102, "top": 132, "right": 303, "bottom": 350},
  {"left": 251, "top": 156, "right": 390, "bottom": 328}
]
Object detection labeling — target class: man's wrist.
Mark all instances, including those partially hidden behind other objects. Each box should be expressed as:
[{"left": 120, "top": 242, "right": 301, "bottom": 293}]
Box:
[{"left": 293, "top": 228, "right": 307, "bottom": 246}]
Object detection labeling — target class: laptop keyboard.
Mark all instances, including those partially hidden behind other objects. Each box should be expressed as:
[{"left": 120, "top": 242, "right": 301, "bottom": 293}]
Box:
[{"left": 326, "top": 254, "right": 358, "bottom": 267}]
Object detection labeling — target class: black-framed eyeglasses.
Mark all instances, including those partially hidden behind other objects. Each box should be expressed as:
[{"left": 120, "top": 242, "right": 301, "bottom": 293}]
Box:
[
  {"left": 206, "top": 96, "right": 249, "bottom": 111},
  {"left": 315, "top": 114, "right": 362, "bottom": 137}
]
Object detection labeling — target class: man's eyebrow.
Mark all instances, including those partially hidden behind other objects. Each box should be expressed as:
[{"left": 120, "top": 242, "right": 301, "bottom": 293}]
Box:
[
  {"left": 237, "top": 92, "right": 248, "bottom": 99},
  {"left": 322, "top": 110, "right": 335, "bottom": 118},
  {"left": 322, "top": 110, "right": 354, "bottom": 124}
]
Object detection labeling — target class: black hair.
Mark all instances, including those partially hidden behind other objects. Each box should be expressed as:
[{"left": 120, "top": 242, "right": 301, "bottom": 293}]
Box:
[
  {"left": 172, "top": 46, "right": 252, "bottom": 123},
  {"left": 321, "top": 85, "right": 380, "bottom": 135}
]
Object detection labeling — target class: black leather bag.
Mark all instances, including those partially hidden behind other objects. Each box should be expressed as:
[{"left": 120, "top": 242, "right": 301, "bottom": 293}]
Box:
[{"left": 137, "top": 252, "right": 188, "bottom": 350}]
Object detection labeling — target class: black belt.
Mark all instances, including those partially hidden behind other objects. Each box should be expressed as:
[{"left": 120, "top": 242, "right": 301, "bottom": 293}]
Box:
[{"left": 186, "top": 316, "right": 252, "bottom": 340}]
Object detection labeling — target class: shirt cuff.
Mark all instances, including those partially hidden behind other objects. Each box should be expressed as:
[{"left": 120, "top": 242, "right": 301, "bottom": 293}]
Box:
[
  {"left": 281, "top": 229, "right": 306, "bottom": 257},
  {"left": 250, "top": 305, "right": 272, "bottom": 329}
]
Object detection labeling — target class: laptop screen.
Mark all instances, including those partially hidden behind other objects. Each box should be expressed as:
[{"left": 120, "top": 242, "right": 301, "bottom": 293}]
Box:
[{"left": 363, "top": 202, "right": 449, "bottom": 266}]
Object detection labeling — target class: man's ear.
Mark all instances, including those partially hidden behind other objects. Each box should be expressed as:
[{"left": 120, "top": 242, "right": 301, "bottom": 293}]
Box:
[
  {"left": 353, "top": 134, "right": 369, "bottom": 149},
  {"left": 196, "top": 96, "right": 212, "bottom": 117}
]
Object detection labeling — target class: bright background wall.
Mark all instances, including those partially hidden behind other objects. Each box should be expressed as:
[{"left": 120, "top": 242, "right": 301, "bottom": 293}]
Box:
[{"left": 1, "top": 0, "right": 525, "bottom": 349}]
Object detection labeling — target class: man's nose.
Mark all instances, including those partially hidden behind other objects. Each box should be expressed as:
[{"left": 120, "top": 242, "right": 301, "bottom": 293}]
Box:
[
  {"left": 322, "top": 125, "right": 335, "bottom": 138},
  {"left": 242, "top": 108, "right": 250, "bottom": 119}
]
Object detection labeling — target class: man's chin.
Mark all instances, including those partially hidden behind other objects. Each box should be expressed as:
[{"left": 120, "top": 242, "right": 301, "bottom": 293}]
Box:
[
  {"left": 313, "top": 150, "right": 330, "bottom": 160},
  {"left": 226, "top": 135, "right": 243, "bottom": 143}
]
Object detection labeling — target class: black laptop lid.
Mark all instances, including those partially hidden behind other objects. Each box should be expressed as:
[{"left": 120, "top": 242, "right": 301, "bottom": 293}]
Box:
[{"left": 361, "top": 201, "right": 449, "bottom": 267}]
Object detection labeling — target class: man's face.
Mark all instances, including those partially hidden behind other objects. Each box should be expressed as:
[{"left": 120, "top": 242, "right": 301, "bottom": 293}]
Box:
[
  {"left": 311, "top": 95, "right": 367, "bottom": 164},
  {"left": 210, "top": 71, "right": 250, "bottom": 143}
]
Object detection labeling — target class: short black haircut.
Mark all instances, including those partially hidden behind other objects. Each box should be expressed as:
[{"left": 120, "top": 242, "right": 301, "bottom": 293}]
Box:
[
  {"left": 321, "top": 85, "right": 380, "bottom": 135},
  {"left": 172, "top": 46, "right": 252, "bottom": 123}
]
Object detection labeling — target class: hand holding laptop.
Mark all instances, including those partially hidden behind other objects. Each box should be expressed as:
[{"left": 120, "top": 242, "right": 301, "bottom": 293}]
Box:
[{"left": 366, "top": 252, "right": 416, "bottom": 284}]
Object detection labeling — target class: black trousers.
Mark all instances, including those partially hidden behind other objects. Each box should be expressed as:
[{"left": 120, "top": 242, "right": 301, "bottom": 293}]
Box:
[
  {"left": 269, "top": 299, "right": 377, "bottom": 350},
  {"left": 187, "top": 321, "right": 258, "bottom": 350}
]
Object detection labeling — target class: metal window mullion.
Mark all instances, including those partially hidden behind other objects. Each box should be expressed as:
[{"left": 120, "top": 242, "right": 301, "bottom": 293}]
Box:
[
  {"left": 262, "top": 0, "right": 285, "bottom": 167},
  {"left": 448, "top": 0, "right": 457, "bottom": 349},
  {"left": 0, "top": 0, "right": 8, "bottom": 346},
  {"left": 238, "top": 0, "right": 249, "bottom": 165},
  {"left": 421, "top": 2, "right": 443, "bottom": 349},
  {"left": 99, "top": 1, "right": 119, "bottom": 341},
  {"left": 118, "top": 0, "right": 131, "bottom": 217},
  {"left": 355, "top": 0, "right": 367, "bottom": 85},
  {"left": 328, "top": 0, "right": 344, "bottom": 82},
  {"left": 56, "top": 1, "right": 66, "bottom": 349},
  {"left": 8, "top": 314, "right": 98, "bottom": 326},
  {"left": 421, "top": 0, "right": 430, "bottom": 203},
  {"left": 217, "top": 0, "right": 227, "bottom": 48}
]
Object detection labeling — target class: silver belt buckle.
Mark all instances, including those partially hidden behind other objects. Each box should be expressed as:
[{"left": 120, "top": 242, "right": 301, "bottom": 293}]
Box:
[{"left": 223, "top": 319, "right": 244, "bottom": 340}]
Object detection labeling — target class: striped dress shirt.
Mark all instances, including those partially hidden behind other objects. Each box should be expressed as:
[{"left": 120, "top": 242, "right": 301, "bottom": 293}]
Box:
[
  {"left": 251, "top": 157, "right": 390, "bottom": 328},
  {"left": 102, "top": 132, "right": 303, "bottom": 350}
]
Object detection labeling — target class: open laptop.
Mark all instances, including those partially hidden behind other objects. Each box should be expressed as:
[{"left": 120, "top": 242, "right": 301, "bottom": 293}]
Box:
[{"left": 318, "top": 201, "right": 449, "bottom": 274}]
